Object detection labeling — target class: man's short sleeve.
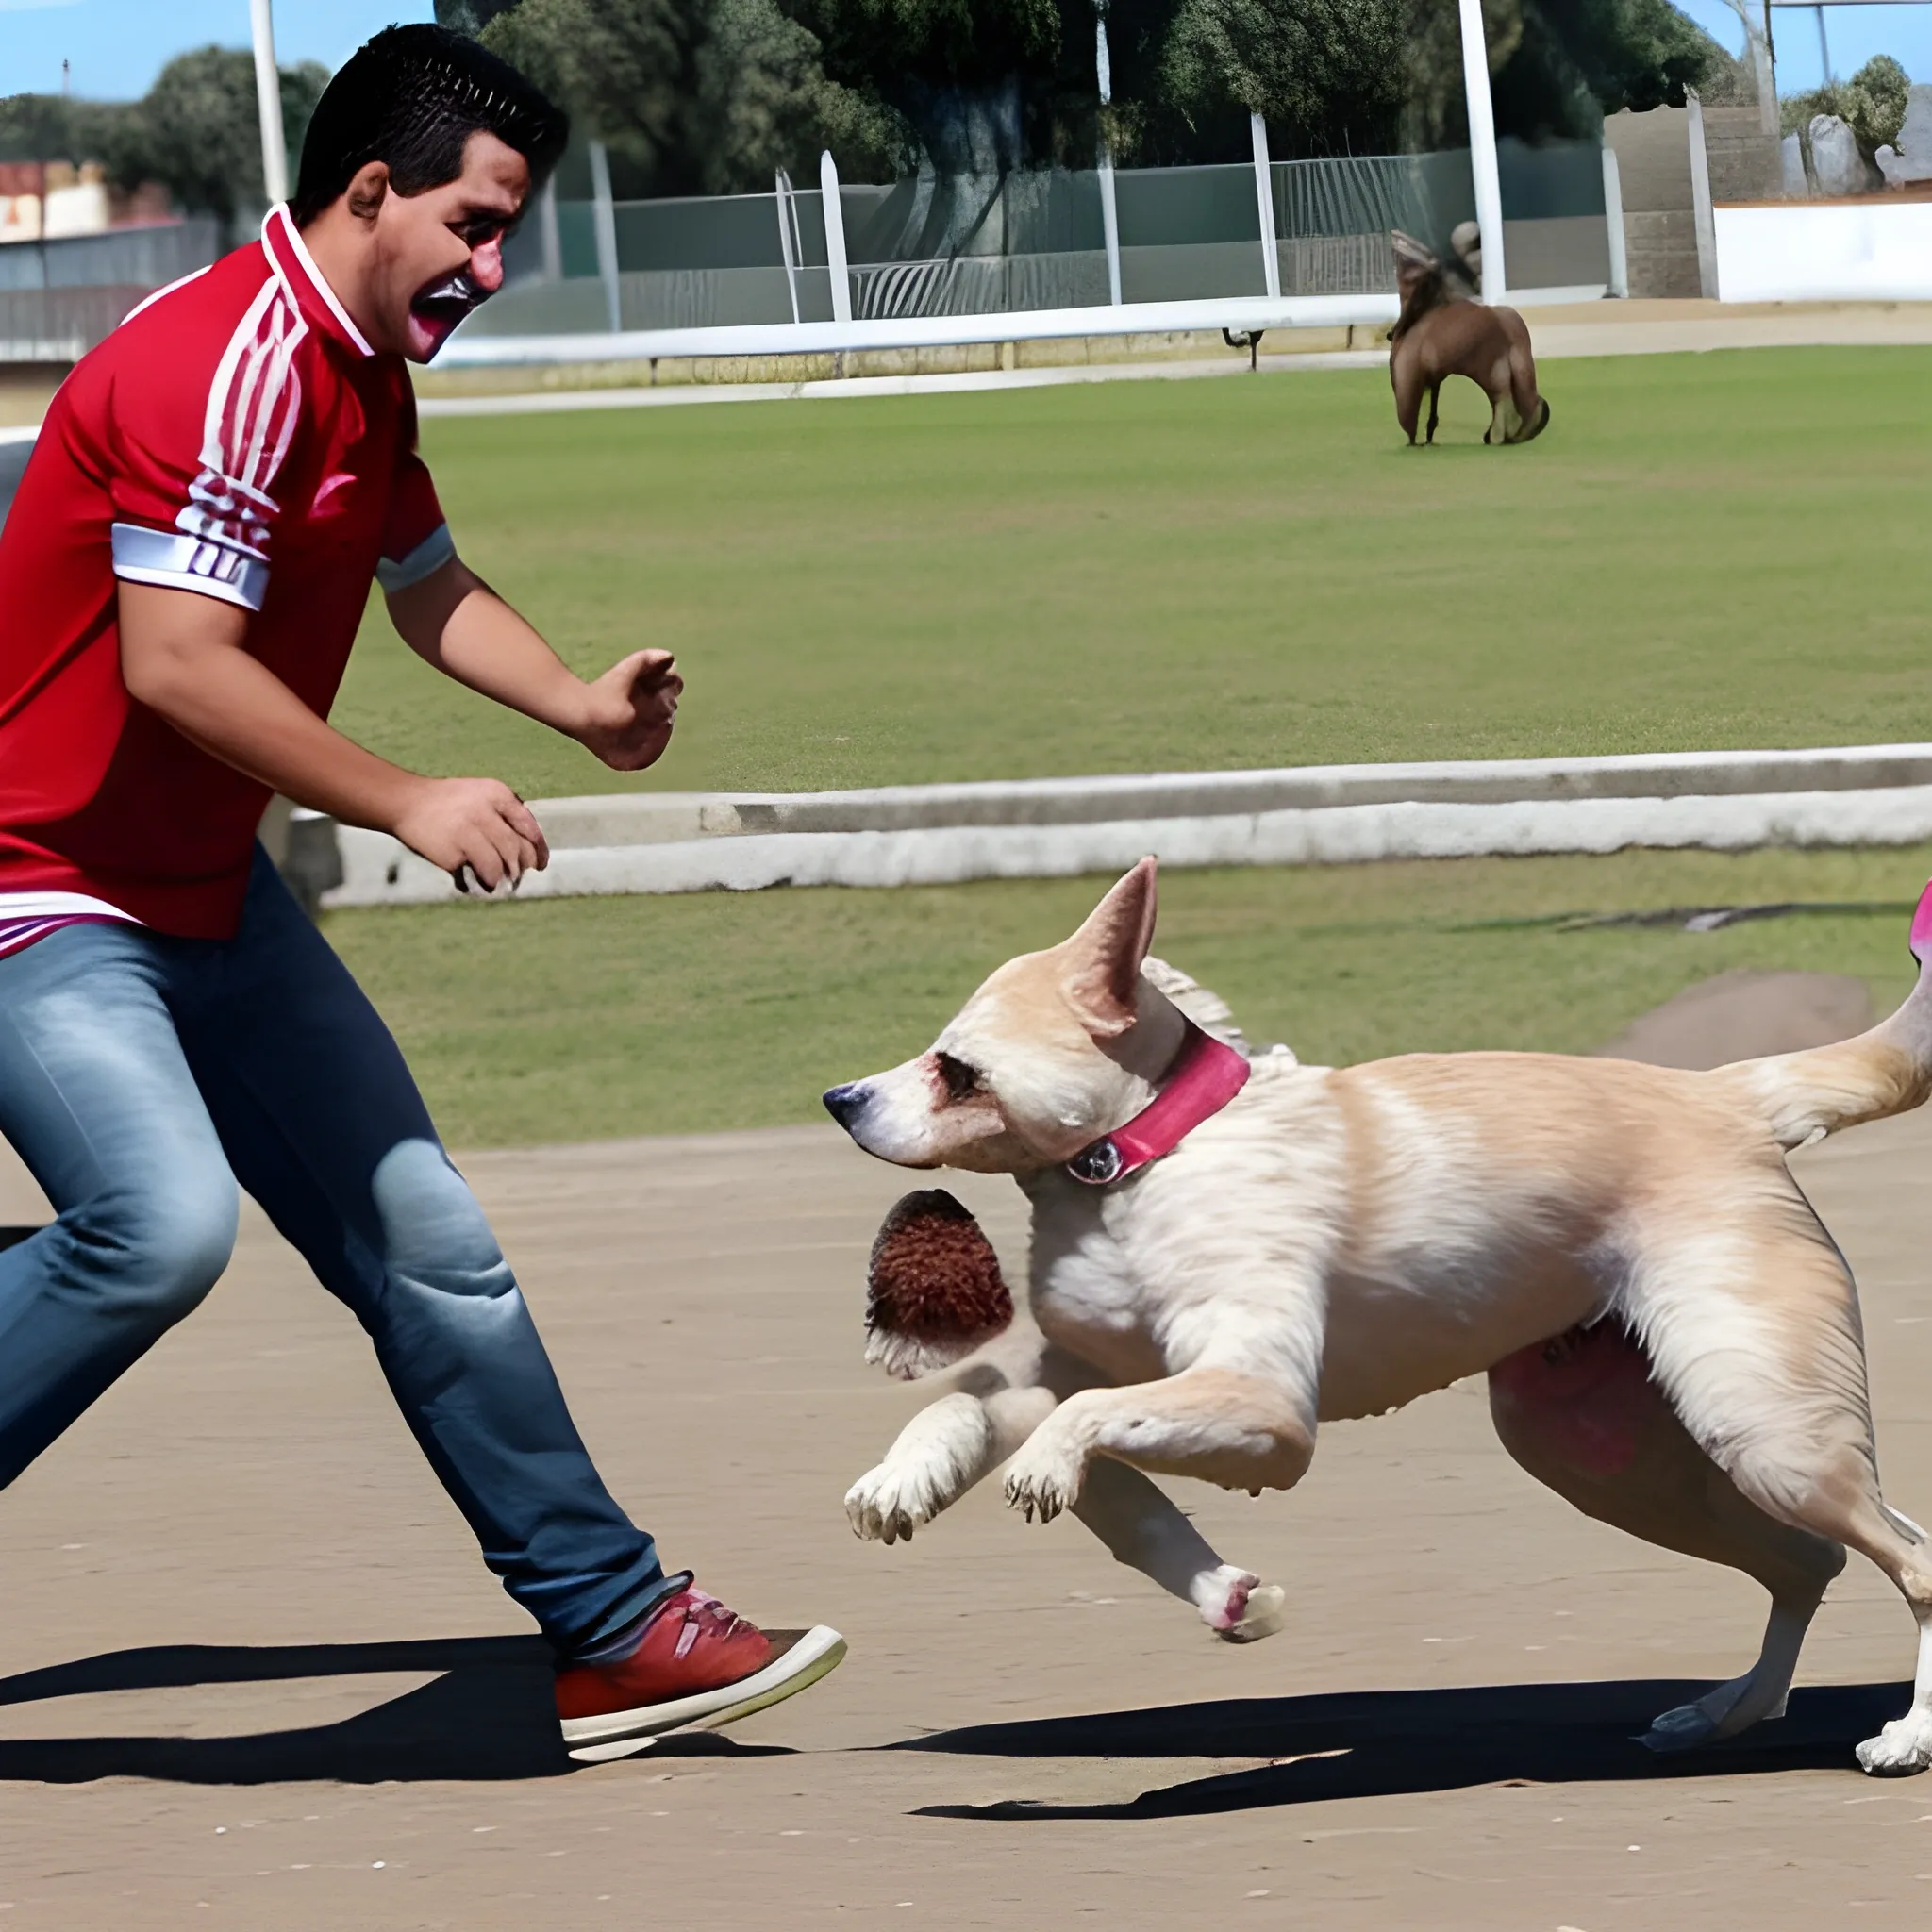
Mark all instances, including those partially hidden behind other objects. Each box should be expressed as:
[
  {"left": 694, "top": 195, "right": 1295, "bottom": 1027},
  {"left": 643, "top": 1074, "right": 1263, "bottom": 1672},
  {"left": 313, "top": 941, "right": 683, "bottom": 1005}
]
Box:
[
  {"left": 106, "top": 284, "right": 307, "bottom": 615},
  {"left": 375, "top": 451, "right": 455, "bottom": 593}
]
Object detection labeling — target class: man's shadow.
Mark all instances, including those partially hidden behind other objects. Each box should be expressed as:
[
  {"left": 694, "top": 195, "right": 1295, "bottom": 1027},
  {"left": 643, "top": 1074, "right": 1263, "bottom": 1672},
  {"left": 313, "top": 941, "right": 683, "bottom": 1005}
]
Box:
[
  {"left": 0, "top": 1638, "right": 776, "bottom": 1784},
  {"left": 896, "top": 1677, "right": 1912, "bottom": 1820}
]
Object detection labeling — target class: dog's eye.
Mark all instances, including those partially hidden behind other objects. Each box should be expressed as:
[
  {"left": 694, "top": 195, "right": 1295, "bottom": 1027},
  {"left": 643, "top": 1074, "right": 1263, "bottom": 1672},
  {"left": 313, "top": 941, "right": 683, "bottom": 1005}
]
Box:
[{"left": 933, "top": 1052, "right": 981, "bottom": 1103}]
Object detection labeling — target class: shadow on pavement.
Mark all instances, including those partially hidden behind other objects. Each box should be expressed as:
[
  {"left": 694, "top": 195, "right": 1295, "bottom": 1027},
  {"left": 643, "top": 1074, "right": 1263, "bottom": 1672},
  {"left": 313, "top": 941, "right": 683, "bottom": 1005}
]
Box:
[
  {"left": 898, "top": 1676, "right": 1911, "bottom": 1819},
  {"left": 0, "top": 1636, "right": 784, "bottom": 1785}
]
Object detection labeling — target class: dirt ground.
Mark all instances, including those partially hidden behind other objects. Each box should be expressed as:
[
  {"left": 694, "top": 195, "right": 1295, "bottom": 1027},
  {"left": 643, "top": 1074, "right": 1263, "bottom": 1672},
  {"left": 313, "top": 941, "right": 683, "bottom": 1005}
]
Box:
[{"left": 0, "top": 1103, "right": 1928, "bottom": 1930}]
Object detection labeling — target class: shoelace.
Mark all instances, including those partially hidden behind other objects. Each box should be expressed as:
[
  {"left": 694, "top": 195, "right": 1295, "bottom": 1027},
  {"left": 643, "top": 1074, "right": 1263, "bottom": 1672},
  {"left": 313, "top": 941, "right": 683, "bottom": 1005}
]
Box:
[{"left": 667, "top": 1587, "right": 745, "bottom": 1660}]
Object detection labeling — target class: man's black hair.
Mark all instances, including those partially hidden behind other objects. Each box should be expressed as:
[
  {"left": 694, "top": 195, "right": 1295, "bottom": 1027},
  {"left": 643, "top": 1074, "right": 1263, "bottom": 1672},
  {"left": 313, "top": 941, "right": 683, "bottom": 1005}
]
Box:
[{"left": 291, "top": 24, "right": 569, "bottom": 227}]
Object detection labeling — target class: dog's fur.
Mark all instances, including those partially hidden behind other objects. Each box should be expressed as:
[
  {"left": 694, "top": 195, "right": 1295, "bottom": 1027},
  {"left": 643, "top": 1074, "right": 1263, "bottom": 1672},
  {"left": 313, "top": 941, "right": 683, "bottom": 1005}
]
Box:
[
  {"left": 824, "top": 858, "right": 1932, "bottom": 1774},
  {"left": 1389, "top": 229, "right": 1549, "bottom": 447}
]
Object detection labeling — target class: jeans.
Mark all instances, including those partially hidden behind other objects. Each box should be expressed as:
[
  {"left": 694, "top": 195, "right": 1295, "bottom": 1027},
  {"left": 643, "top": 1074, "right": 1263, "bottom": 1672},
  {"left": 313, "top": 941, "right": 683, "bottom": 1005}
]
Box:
[{"left": 0, "top": 846, "right": 666, "bottom": 1656}]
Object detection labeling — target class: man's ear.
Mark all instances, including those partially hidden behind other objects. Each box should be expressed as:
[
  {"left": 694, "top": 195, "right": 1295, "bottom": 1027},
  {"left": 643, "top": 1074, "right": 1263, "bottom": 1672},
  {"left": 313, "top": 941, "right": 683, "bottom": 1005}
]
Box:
[
  {"left": 1061, "top": 857, "right": 1158, "bottom": 1039},
  {"left": 345, "top": 161, "right": 391, "bottom": 224}
]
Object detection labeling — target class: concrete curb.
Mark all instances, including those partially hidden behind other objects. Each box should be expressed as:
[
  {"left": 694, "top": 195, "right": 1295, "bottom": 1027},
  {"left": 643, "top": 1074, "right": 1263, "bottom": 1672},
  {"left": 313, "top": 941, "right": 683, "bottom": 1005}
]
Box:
[
  {"left": 304, "top": 745, "right": 1932, "bottom": 910},
  {"left": 417, "top": 352, "right": 1386, "bottom": 419}
]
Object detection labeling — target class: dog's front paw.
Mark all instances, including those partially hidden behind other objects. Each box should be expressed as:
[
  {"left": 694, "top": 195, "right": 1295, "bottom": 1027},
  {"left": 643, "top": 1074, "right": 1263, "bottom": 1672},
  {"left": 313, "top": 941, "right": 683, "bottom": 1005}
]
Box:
[
  {"left": 1002, "top": 1442, "right": 1083, "bottom": 1524},
  {"left": 844, "top": 1462, "right": 942, "bottom": 1545},
  {"left": 1192, "top": 1566, "right": 1286, "bottom": 1643},
  {"left": 1856, "top": 1707, "right": 1932, "bottom": 1775}
]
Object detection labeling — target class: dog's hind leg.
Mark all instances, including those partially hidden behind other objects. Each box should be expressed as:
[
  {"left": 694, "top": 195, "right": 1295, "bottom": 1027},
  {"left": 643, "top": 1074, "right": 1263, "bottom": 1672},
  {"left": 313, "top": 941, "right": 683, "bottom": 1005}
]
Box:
[
  {"left": 1506, "top": 338, "right": 1547, "bottom": 443},
  {"left": 1392, "top": 352, "right": 1424, "bottom": 444},
  {"left": 1490, "top": 1317, "right": 1844, "bottom": 1750},
  {"left": 1629, "top": 1188, "right": 1932, "bottom": 1773},
  {"left": 1074, "top": 1457, "right": 1286, "bottom": 1642}
]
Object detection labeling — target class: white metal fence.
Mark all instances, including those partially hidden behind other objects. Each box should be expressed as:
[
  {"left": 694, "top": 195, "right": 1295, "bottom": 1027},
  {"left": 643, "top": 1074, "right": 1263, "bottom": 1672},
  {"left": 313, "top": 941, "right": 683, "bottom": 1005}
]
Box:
[{"left": 442, "top": 0, "right": 1620, "bottom": 369}]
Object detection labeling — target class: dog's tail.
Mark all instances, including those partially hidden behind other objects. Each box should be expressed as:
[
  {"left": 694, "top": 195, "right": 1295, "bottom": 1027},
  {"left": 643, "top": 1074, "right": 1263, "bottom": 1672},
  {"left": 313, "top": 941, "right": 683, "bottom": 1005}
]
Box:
[
  {"left": 1507, "top": 336, "right": 1547, "bottom": 443},
  {"left": 1720, "top": 881, "right": 1932, "bottom": 1150}
]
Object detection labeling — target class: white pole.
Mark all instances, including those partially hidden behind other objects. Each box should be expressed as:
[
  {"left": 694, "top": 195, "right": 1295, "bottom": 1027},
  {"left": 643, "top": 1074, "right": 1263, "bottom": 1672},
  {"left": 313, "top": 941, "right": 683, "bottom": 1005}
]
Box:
[
  {"left": 1601, "top": 143, "right": 1628, "bottom": 298},
  {"left": 1250, "top": 111, "right": 1280, "bottom": 301},
  {"left": 1095, "top": 8, "right": 1123, "bottom": 305},
  {"left": 774, "top": 170, "right": 802, "bottom": 325},
  {"left": 538, "top": 174, "right": 561, "bottom": 282},
  {"left": 1456, "top": 0, "right": 1507, "bottom": 301},
  {"left": 248, "top": 0, "right": 289, "bottom": 206},
  {"left": 819, "top": 149, "right": 852, "bottom": 325},
  {"left": 589, "top": 140, "right": 622, "bottom": 333},
  {"left": 1685, "top": 91, "right": 1719, "bottom": 299}
]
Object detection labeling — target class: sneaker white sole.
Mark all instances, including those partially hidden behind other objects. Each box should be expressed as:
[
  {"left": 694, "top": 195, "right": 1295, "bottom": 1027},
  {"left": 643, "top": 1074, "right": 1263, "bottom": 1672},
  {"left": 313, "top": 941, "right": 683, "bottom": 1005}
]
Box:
[{"left": 561, "top": 1624, "right": 847, "bottom": 1763}]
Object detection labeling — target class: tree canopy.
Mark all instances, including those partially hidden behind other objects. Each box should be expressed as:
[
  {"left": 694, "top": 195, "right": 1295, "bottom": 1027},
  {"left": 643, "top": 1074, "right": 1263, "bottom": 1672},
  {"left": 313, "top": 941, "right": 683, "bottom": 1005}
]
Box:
[{"left": 0, "top": 47, "right": 326, "bottom": 245}]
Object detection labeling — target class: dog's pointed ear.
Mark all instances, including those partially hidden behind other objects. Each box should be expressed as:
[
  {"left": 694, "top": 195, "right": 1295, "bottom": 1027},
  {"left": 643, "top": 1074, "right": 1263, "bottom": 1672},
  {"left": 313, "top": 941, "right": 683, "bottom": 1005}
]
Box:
[{"left": 1062, "top": 858, "right": 1158, "bottom": 1039}]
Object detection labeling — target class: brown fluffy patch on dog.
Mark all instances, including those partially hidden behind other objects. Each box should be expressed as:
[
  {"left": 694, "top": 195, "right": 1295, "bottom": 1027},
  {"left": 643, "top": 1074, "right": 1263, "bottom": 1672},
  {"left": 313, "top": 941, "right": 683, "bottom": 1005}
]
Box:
[{"left": 865, "top": 1191, "right": 1013, "bottom": 1378}]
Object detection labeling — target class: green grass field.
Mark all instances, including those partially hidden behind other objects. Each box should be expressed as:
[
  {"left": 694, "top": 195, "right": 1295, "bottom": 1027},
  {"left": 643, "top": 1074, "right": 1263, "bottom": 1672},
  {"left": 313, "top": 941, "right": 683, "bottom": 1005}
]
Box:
[
  {"left": 323, "top": 844, "right": 1930, "bottom": 1149},
  {"left": 319, "top": 346, "right": 1932, "bottom": 1146},
  {"left": 338, "top": 346, "right": 1932, "bottom": 801}
]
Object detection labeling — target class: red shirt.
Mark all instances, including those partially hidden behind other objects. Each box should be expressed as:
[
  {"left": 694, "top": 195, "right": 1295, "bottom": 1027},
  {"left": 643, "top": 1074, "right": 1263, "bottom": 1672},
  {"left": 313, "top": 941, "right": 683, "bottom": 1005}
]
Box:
[{"left": 0, "top": 207, "right": 451, "bottom": 940}]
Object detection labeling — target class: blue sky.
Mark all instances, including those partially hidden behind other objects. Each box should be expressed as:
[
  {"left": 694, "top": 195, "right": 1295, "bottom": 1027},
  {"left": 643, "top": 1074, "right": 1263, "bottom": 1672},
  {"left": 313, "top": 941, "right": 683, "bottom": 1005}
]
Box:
[
  {"left": 0, "top": 0, "right": 1924, "bottom": 105},
  {"left": 1679, "top": 1, "right": 1932, "bottom": 90},
  {"left": 0, "top": 2, "right": 436, "bottom": 101}
]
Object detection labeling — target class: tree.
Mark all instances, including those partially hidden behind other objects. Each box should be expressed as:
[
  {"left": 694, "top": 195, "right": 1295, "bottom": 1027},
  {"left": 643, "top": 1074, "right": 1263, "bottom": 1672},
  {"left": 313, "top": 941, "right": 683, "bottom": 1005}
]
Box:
[
  {"left": 479, "top": 0, "right": 903, "bottom": 195},
  {"left": 1405, "top": 0, "right": 1732, "bottom": 150},
  {"left": 1, "top": 50, "right": 327, "bottom": 244},
  {"left": 108, "top": 47, "right": 328, "bottom": 245},
  {"left": 1148, "top": 0, "right": 1410, "bottom": 160},
  {"left": 783, "top": 1, "right": 1069, "bottom": 176},
  {"left": 1782, "top": 53, "right": 1911, "bottom": 161}
]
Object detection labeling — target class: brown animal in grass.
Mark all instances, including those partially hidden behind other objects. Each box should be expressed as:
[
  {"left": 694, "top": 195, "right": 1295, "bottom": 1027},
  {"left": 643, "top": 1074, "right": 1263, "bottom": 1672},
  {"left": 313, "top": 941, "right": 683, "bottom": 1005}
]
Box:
[{"left": 1388, "top": 229, "right": 1549, "bottom": 447}]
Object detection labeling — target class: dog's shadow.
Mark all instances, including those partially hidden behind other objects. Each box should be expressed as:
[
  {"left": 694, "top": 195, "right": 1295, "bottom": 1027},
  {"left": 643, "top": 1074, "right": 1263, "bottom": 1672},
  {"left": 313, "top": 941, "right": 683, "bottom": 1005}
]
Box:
[
  {"left": 0, "top": 1637, "right": 781, "bottom": 1784},
  {"left": 895, "top": 1676, "right": 1911, "bottom": 1820}
]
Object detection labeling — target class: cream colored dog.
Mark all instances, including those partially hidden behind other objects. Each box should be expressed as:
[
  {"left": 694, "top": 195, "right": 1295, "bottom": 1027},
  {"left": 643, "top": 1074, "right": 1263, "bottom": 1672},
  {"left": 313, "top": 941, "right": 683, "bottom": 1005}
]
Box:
[{"left": 824, "top": 858, "right": 1932, "bottom": 1775}]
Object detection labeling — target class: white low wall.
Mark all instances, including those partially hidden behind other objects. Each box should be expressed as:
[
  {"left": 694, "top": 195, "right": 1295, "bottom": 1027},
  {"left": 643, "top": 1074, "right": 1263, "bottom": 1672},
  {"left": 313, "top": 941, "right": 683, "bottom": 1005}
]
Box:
[
  {"left": 1714, "top": 200, "right": 1932, "bottom": 304},
  {"left": 320, "top": 777, "right": 1932, "bottom": 909}
]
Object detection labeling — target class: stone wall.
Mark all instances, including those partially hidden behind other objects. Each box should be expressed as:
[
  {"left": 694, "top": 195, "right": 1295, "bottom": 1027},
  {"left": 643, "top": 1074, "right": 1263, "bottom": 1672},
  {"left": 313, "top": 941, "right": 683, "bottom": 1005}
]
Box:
[{"left": 1605, "top": 106, "right": 1699, "bottom": 298}]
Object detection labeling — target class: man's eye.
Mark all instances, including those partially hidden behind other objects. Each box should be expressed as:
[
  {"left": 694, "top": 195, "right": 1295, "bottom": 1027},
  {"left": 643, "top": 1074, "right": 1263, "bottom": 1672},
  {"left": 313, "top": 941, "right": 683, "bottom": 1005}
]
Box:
[{"left": 934, "top": 1053, "right": 980, "bottom": 1102}]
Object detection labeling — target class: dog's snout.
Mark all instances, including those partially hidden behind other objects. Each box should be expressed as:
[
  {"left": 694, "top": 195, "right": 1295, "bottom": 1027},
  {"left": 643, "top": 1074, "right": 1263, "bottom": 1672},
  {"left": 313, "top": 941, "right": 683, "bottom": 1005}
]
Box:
[{"left": 822, "top": 1083, "right": 869, "bottom": 1129}]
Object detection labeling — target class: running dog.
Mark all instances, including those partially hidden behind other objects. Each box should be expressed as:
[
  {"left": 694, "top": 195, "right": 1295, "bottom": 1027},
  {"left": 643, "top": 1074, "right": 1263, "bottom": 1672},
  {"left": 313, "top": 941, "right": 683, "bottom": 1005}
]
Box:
[
  {"left": 824, "top": 858, "right": 1932, "bottom": 1775},
  {"left": 1389, "top": 228, "right": 1549, "bottom": 446}
]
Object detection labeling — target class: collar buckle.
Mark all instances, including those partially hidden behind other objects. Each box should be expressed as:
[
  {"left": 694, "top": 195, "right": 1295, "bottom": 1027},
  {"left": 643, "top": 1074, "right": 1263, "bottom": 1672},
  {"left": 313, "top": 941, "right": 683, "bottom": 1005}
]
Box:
[
  {"left": 1060, "top": 1020, "right": 1251, "bottom": 1189},
  {"left": 1065, "top": 1137, "right": 1124, "bottom": 1186}
]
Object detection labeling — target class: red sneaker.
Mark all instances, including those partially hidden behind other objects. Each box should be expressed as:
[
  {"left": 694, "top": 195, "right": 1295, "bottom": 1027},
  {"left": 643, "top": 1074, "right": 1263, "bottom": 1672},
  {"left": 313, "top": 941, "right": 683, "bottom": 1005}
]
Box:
[{"left": 555, "top": 1587, "right": 846, "bottom": 1761}]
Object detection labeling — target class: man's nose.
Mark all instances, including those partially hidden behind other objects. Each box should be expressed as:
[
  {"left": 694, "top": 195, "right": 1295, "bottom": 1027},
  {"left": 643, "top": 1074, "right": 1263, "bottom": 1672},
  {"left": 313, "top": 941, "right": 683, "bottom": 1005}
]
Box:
[{"left": 471, "top": 238, "right": 506, "bottom": 294}]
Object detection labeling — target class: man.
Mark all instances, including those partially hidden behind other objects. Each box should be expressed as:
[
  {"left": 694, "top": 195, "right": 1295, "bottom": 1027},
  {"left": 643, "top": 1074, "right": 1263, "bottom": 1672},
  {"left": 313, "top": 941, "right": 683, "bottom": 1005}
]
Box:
[{"left": 0, "top": 25, "right": 842, "bottom": 1760}]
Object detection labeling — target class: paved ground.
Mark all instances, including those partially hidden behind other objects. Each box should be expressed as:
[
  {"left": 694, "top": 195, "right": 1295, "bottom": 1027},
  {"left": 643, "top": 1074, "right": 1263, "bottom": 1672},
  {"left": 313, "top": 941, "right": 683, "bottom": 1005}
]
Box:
[{"left": 0, "top": 1101, "right": 1930, "bottom": 1929}]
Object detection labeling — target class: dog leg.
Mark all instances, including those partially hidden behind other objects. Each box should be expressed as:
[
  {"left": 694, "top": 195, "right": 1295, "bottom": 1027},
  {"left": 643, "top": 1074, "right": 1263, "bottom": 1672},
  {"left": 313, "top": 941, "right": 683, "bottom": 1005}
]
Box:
[
  {"left": 846, "top": 1383, "right": 1056, "bottom": 1543},
  {"left": 1629, "top": 1199, "right": 1932, "bottom": 1772},
  {"left": 1392, "top": 352, "right": 1423, "bottom": 444},
  {"left": 1490, "top": 1316, "right": 1846, "bottom": 1751},
  {"left": 1074, "top": 1457, "right": 1285, "bottom": 1642},
  {"left": 1002, "top": 1366, "right": 1315, "bottom": 1526}
]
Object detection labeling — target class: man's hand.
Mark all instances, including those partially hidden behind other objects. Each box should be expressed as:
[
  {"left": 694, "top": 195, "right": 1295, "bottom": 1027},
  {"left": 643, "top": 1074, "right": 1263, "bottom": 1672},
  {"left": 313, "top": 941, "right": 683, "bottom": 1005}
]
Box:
[
  {"left": 391, "top": 777, "right": 549, "bottom": 891},
  {"left": 575, "top": 649, "right": 683, "bottom": 772},
  {"left": 388, "top": 565, "right": 685, "bottom": 774}
]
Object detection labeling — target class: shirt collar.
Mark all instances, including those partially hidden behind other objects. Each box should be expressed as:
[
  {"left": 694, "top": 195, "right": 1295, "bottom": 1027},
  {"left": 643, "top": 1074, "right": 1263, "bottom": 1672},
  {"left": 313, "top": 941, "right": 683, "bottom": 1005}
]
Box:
[
  {"left": 260, "top": 204, "right": 376, "bottom": 359},
  {"left": 1063, "top": 1021, "right": 1252, "bottom": 1187}
]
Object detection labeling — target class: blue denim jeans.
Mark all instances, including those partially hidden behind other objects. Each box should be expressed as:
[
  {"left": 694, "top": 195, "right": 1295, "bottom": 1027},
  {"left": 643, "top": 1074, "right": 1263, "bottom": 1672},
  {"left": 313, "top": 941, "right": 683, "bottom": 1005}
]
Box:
[{"left": 0, "top": 846, "right": 666, "bottom": 1656}]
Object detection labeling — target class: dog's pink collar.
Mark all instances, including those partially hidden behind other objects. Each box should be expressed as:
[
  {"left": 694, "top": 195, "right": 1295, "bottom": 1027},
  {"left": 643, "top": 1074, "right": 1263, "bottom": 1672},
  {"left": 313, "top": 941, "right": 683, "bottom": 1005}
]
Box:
[{"left": 1064, "top": 1021, "right": 1252, "bottom": 1186}]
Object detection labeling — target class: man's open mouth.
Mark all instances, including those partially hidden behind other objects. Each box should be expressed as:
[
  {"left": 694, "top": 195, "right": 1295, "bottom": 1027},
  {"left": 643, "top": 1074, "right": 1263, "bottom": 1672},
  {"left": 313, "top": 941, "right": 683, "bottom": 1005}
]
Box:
[{"left": 410, "top": 271, "right": 490, "bottom": 339}]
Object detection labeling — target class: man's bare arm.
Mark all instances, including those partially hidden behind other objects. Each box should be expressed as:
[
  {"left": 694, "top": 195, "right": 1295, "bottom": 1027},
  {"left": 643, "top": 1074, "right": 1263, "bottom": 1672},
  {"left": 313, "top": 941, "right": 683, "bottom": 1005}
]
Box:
[
  {"left": 386, "top": 557, "right": 681, "bottom": 772},
  {"left": 119, "top": 579, "right": 546, "bottom": 890}
]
